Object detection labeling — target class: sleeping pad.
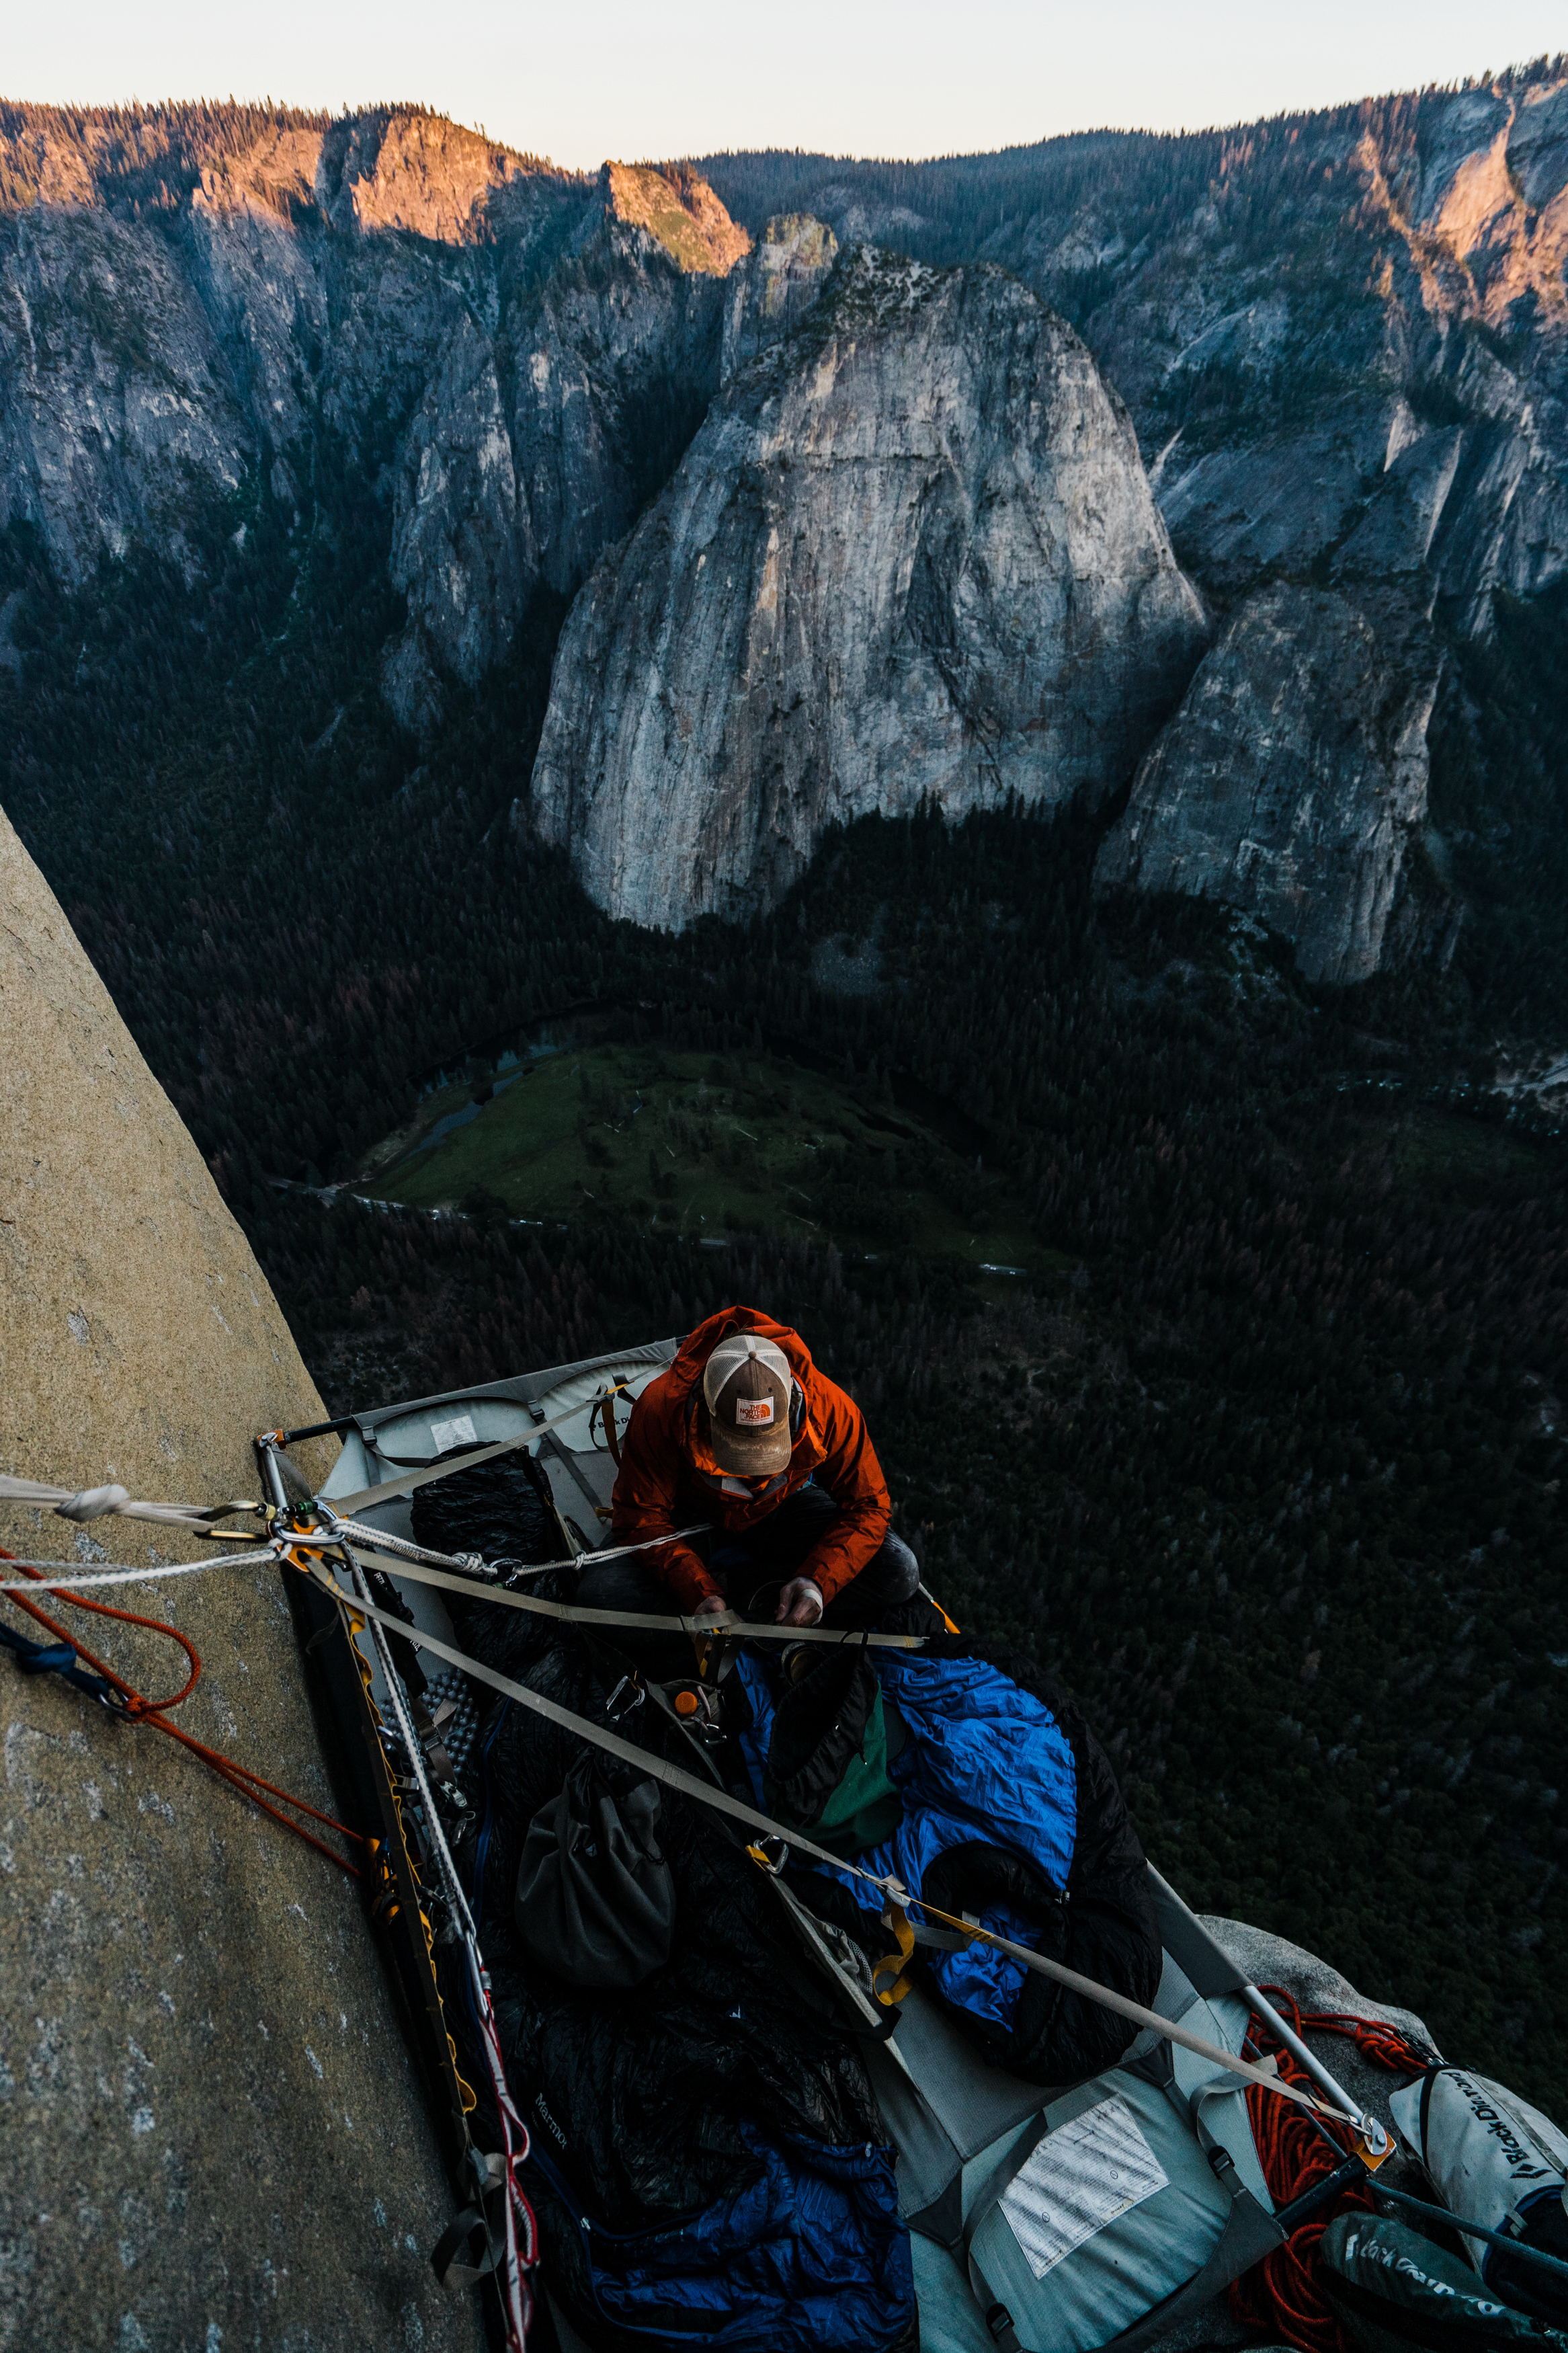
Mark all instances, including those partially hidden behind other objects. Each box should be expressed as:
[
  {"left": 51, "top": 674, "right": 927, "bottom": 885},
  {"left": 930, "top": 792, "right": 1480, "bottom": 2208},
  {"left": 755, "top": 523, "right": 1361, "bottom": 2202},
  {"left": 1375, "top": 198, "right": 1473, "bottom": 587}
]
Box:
[{"left": 412, "top": 1456, "right": 1157, "bottom": 2346}]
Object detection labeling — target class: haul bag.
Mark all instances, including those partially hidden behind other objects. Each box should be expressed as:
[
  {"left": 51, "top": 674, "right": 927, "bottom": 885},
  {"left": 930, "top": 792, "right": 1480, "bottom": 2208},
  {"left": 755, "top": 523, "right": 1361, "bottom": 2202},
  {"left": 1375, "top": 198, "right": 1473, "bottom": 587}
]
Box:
[
  {"left": 1318, "top": 2212, "right": 1568, "bottom": 2352},
  {"left": 513, "top": 1750, "right": 676, "bottom": 1989},
  {"left": 1391, "top": 2067, "right": 1568, "bottom": 2325}
]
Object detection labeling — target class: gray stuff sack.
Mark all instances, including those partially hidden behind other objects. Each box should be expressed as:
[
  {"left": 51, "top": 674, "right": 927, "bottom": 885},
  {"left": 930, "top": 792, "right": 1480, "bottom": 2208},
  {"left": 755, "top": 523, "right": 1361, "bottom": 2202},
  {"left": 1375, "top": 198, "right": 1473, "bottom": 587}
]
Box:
[
  {"left": 1390, "top": 2066, "right": 1568, "bottom": 2325},
  {"left": 514, "top": 1749, "right": 675, "bottom": 1989}
]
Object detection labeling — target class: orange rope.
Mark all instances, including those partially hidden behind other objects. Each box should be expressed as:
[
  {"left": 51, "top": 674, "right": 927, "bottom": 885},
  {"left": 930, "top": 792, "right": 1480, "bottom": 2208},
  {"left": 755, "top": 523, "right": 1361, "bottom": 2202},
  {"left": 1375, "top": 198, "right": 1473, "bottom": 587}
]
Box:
[
  {"left": 1229, "top": 1987, "right": 1432, "bottom": 2353},
  {"left": 1, "top": 1544, "right": 363, "bottom": 1876}
]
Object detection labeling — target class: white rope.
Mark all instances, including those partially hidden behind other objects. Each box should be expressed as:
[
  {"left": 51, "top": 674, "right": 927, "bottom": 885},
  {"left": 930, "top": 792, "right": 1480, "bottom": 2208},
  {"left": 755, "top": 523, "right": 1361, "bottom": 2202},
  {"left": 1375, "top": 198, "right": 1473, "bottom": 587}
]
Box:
[
  {"left": 324, "top": 1514, "right": 714, "bottom": 1581},
  {"left": 0, "top": 1547, "right": 282, "bottom": 1592}
]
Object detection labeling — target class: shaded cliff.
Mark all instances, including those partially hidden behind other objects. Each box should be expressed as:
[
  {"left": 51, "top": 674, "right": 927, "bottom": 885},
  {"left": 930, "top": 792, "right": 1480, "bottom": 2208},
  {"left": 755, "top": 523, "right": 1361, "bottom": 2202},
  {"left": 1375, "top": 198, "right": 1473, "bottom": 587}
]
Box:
[
  {"left": 531, "top": 241, "right": 1206, "bottom": 928},
  {"left": 1095, "top": 586, "right": 1444, "bottom": 983},
  {"left": 0, "top": 802, "right": 477, "bottom": 2349}
]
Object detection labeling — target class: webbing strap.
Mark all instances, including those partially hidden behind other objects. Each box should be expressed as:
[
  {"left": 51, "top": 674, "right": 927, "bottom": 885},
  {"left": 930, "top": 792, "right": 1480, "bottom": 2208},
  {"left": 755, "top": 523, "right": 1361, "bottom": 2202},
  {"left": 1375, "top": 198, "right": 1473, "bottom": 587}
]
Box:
[
  {"left": 331, "top": 1385, "right": 634, "bottom": 1516},
  {"left": 0, "top": 1473, "right": 255, "bottom": 1531},
  {"left": 310, "top": 1565, "right": 1347, "bottom": 2120},
  {"left": 336, "top": 1537, "right": 930, "bottom": 1649}
]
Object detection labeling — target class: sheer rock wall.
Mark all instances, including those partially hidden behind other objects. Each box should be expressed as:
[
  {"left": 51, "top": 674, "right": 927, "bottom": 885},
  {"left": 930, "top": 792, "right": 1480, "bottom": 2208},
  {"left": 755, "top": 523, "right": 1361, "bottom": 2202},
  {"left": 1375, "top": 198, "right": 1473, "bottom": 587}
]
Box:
[
  {"left": 0, "top": 805, "right": 479, "bottom": 2351},
  {"left": 531, "top": 243, "right": 1208, "bottom": 929}
]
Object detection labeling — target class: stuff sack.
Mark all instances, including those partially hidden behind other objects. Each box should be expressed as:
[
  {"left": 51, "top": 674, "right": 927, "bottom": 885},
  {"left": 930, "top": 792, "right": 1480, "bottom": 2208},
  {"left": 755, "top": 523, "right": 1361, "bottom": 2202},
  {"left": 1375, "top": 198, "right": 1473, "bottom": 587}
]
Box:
[
  {"left": 514, "top": 1749, "right": 675, "bottom": 1989},
  {"left": 1391, "top": 2067, "right": 1568, "bottom": 2326},
  {"left": 766, "top": 1645, "right": 903, "bottom": 1856},
  {"left": 1318, "top": 2212, "right": 1568, "bottom": 2352}
]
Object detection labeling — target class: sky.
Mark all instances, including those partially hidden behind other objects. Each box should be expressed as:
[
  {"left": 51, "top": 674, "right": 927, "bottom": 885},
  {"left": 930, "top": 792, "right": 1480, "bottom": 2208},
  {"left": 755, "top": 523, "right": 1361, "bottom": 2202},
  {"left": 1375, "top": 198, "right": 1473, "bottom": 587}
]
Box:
[{"left": 4, "top": 0, "right": 1564, "bottom": 170}]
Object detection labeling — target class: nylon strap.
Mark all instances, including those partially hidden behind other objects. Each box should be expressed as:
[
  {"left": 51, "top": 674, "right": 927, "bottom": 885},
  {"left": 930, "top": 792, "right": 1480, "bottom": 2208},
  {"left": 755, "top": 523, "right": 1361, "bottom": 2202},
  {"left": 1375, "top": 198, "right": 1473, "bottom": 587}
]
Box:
[
  {"left": 0, "top": 1474, "right": 256, "bottom": 1531},
  {"left": 310, "top": 1563, "right": 1345, "bottom": 2120},
  {"left": 326, "top": 1537, "right": 931, "bottom": 1650},
  {"left": 331, "top": 1384, "right": 635, "bottom": 1516}
]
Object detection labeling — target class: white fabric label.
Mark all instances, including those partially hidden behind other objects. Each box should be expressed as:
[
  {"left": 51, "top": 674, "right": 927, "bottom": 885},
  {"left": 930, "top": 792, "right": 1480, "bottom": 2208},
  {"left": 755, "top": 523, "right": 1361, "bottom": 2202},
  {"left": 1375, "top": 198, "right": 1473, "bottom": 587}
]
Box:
[
  {"left": 431, "top": 1414, "right": 477, "bottom": 1451},
  {"left": 1000, "top": 2097, "right": 1171, "bottom": 2280},
  {"left": 733, "top": 1396, "right": 776, "bottom": 1427}
]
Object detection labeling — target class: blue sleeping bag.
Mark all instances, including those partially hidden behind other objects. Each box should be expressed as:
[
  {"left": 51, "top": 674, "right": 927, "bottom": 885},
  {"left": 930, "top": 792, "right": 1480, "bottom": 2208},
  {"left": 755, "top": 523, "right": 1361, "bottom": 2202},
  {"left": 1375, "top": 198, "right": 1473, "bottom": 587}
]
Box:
[
  {"left": 527, "top": 2122, "right": 912, "bottom": 2351},
  {"left": 736, "top": 1648, "right": 1077, "bottom": 2034},
  {"left": 735, "top": 1640, "right": 1160, "bottom": 2087}
]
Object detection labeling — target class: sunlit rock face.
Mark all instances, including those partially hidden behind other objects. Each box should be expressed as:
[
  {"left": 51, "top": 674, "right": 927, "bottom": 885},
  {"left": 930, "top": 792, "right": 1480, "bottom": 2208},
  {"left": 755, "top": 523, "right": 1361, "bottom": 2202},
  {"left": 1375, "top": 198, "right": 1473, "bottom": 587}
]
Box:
[
  {"left": 0, "top": 112, "right": 749, "bottom": 729},
  {"left": 530, "top": 243, "right": 1208, "bottom": 930},
  {"left": 0, "top": 801, "right": 480, "bottom": 2352}
]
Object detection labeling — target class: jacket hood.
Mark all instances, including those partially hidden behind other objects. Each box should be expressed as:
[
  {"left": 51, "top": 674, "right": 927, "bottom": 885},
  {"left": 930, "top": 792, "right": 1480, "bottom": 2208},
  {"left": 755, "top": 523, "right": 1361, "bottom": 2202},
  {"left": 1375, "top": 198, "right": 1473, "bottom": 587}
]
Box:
[{"left": 667, "top": 1306, "right": 818, "bottom": 1402}]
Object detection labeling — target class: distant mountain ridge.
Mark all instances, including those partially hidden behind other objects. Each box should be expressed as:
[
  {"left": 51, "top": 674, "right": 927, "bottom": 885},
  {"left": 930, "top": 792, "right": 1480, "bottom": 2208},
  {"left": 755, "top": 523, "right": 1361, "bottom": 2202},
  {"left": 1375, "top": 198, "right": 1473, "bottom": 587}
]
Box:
[
  {"left": 1, "top": 75, "right": 1567, "bottom": 1015},
  {"left": 0, "top": 104, "right": 746, "bottom": 727}
]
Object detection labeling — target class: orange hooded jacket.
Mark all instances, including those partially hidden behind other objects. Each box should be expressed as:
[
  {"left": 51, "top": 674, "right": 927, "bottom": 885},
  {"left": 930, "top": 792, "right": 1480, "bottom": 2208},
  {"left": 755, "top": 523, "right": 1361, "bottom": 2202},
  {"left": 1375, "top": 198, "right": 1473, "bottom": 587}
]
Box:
[{"left": 610, "top": 1305, "right": 892, "bottom": 1613}]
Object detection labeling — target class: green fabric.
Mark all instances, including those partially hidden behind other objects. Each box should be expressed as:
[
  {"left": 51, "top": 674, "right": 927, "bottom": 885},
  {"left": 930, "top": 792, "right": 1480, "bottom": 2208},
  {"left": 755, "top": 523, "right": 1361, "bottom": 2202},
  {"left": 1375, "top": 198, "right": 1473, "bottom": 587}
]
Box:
[{"left": 768, "top": 1683, "right": 903, "bottom": 1857}]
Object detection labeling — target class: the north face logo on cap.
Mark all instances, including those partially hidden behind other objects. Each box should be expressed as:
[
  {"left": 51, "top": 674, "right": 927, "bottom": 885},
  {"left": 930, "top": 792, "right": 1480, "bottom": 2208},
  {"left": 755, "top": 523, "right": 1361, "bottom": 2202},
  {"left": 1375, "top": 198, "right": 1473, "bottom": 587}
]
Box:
[{"left": 734, "top": 1395, "right": 775, "bottom": 1427}]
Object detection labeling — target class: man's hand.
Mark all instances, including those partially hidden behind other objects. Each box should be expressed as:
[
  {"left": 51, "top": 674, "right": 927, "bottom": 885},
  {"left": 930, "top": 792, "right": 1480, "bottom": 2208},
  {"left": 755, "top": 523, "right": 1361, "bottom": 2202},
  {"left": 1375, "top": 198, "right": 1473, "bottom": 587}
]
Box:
[
  {"left": 691, "top": 1592, "right": 728, "bottom": 1622},
  {"left": 775, "top": 1577, "right": 824, "bottom": 1628}
]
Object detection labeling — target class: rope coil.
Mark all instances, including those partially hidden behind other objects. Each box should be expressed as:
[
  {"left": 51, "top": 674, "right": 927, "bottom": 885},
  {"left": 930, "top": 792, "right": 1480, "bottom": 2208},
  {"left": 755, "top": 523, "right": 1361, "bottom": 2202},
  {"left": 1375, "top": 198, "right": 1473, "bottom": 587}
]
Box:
[{"left": 1229, "top": 1987, "right": 1436, "bottom": 2353}]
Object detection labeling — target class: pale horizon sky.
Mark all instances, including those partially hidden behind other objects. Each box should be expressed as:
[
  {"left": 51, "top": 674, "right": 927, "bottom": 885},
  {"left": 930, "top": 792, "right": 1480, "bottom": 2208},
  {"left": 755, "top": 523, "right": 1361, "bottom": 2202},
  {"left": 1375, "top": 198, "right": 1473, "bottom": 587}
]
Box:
[{"left": 4, "top": 1, "right": 1565, "bottom": 173}]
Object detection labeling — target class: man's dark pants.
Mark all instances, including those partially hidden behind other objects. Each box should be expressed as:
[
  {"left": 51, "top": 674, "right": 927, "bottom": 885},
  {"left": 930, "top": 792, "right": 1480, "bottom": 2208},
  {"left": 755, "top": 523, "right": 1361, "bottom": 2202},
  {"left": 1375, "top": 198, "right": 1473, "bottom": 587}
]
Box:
[{"left": 576, "top": 1485, "right": 921, "bottom": 1676}]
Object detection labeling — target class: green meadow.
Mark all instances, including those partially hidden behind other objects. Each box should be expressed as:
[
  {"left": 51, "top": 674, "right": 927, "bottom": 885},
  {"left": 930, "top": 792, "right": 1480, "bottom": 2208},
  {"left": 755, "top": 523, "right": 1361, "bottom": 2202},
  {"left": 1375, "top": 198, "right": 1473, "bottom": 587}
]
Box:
[{"left": 360, "top": 1041, "right": 1044, "bottom": 1273}]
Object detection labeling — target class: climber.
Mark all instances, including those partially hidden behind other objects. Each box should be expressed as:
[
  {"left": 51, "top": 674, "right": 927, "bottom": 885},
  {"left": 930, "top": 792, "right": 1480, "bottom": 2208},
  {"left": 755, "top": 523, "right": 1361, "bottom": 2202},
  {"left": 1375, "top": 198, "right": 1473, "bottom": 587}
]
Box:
[{"left": 581, "top": 1306, "right": 921, "bottom": 1636}]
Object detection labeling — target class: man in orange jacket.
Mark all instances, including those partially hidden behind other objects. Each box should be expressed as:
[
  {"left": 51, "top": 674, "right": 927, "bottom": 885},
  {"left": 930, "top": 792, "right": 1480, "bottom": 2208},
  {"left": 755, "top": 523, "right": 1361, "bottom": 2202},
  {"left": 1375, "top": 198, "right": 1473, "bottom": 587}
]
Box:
[{"left": 583, "top": 1305, "right": 920, "bottom": 1637}]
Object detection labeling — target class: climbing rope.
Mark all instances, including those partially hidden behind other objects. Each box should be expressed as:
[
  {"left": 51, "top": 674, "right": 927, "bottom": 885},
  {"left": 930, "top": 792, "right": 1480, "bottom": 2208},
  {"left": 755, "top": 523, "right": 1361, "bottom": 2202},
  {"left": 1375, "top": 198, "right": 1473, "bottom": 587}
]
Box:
[
  {"left": 0, "top": 1544, "right": 364, "bottom": 1877},
  {"left": 1229, "top": 1987, "right": 1435, "bottom": 2353}
]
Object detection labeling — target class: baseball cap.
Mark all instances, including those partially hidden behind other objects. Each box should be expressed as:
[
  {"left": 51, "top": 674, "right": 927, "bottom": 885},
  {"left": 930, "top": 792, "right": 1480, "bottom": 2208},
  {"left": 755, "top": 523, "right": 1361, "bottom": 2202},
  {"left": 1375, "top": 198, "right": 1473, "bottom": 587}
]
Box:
[{"left": 701, "top": 1333, "right": 794, "bottom": 1476}]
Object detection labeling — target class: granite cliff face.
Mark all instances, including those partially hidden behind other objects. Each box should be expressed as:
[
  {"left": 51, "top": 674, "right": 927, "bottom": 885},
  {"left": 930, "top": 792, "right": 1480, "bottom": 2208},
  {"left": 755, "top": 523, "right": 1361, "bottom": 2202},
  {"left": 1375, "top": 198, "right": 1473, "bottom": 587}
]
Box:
[
  {"left": 0, "top": 803, "right": 480, "bottom": 2350},
  {"left": 712, "top": 73, "right": 1568, "bottom": 627},
  {"left": 0, "top": 108, "right": 747, "bottom": 730},
  {"left": 702, "top": 68, "right": 1568, "bottom": 974},
  {"left": 1096, "top": 587, "right": 1442, "bottom": 982},
  {"left": 720, "top": 212, "right": 839, "bottom": 381},
  {"left": 7, "top": 79, "right": 1568, "bottom": 982},
  {"left": 530, "top": 242, "right": 1207, "bottom": 928}
]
